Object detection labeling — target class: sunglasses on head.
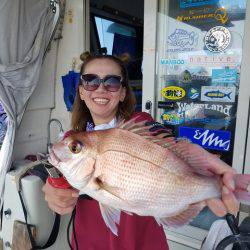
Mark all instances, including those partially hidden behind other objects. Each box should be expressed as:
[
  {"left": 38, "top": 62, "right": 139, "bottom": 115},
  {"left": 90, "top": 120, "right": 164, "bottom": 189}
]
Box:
[{"left": 80, "top": 74, "right": 123, "bottom": 92}]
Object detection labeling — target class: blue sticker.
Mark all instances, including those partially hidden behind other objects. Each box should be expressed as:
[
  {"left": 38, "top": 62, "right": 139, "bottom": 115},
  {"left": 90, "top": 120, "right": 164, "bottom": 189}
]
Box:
[
  {"left": 167, "top": 29, "right": 198, "bottom": 52},
  {"left": 212, "top": 69, "right": 237, "bottom": 86},
  {"left": 160, "top": 59, "right": 185, "bottom": 65},
  {"left": 185, "top": 117, "right": 231, "bottom": 127},
  {"left": 179, "top": 126, "right": 231, "bottom": 151},
  {"left": 161, "top": 111, "right": 185, "bottom": 125},
  {"left": 188, "top": 88, "right": 199, "bottom": 100},
  {"left": 180, "top": 0, "right": 219, "bottom": 8}
]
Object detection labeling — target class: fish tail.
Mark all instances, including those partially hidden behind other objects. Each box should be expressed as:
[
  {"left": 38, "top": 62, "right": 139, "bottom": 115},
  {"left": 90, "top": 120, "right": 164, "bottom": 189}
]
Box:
[
  {"left": 234, "top": 174, "right": 250, "bottom": 204},
  {"left": 227, "top": 92, "right": 232, "bottom": 99}
]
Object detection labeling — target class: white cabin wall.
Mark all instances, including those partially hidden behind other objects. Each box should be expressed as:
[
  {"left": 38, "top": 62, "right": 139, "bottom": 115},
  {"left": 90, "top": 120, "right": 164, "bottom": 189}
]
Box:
[
  {"left": 51, "top": 0, "right": 86, "bottom": 133},
  {"left": 13, "top": 0, "right": 87, "bottom": 161}
]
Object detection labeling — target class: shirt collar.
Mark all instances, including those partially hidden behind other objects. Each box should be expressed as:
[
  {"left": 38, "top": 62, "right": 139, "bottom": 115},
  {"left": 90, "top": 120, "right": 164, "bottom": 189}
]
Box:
[{"left": 86, "top": 118, "right": 117, "bottom": 132}]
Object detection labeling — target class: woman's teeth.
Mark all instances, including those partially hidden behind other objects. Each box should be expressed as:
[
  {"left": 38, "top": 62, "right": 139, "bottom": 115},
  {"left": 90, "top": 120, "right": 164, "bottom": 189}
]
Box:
[{"left": 93, "top": 98, "right": 109, "bottom": 105}]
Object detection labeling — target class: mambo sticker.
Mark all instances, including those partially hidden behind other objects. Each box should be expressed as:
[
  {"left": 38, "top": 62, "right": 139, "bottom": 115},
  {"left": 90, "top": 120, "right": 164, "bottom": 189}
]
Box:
[
  {"left": 204, "top": 26, "right": 231, "bottom": 53},
  {"left": 176, "top": 102, "right": 232, "bottom": 116},
  {"left": 212, "top": 68, "right": 237, "bottom": 86},
  {"left": 160, "top": 59, "right": 185, "bottom": 65},
  {"left": 177, "top": 7, "right": 228, "bottom": 24},
  {"left": 179, "top": 0, "right": 219, "bottom": 8},
  {"left": 201, "top": 86, "right": 236, "bottom": 103},
  {"left": 161, "top": 86, "right": 186, "bottom": 100},
  {"left": 179, "top": 126, "right": 231, "bottom": 151},
  {"left": 167, "top": 29, "right": 198, "bottom": 52}
]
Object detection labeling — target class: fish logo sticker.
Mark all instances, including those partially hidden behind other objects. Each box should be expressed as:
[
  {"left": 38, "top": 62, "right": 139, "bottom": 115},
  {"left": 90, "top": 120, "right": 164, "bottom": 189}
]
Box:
[
  {"left": 201, "top": 86, "right": 236, "bottom": 102},
  {"left": 167, "top": 29, "right": 198, "bottom": 52},
  {"left": 204, "top": 26, "right": 231, "bottom": 53},
  {"left": 179, "top": 126, "right": 231, "bottom": 151},
  {"left": 188, "top": 88, "right": 199, "bottom": 100},
  {"left": 161, "top": 86, "right": 186, "bottom": 100}
]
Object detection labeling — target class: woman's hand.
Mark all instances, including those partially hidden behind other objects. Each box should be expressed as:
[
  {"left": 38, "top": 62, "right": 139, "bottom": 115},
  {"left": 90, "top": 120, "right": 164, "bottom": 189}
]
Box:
[
  {"left": 42, "top": 179, "right": 79, "bottom": 215},
  {"left": 206, "top": 166, "right": 239, "bottom": 217}
]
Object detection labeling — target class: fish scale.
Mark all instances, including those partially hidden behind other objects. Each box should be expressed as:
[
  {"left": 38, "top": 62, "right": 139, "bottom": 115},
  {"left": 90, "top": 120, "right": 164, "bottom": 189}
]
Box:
[{"left": 49, "top": 120, "right": 250, "bottom": 235}]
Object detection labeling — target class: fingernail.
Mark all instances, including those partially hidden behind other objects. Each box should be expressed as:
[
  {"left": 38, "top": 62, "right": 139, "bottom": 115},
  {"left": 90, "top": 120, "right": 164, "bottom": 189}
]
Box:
[
  {"left": 223, "top": 186, "right": 230, "bottom": 194},
  {"left": 230, "top": 180, "right": 235, "bottom": 190}
]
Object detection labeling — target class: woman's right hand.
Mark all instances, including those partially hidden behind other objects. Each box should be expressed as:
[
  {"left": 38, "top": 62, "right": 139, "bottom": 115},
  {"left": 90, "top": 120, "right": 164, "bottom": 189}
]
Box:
[{"left": 42, "top": 179, "right": 79, "bottom": 215}]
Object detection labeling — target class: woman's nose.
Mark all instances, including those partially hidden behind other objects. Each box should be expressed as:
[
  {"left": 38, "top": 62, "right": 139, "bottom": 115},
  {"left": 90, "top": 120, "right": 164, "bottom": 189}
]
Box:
[{"left": 95, "top": 82, "right": 107, "bottom": 92}]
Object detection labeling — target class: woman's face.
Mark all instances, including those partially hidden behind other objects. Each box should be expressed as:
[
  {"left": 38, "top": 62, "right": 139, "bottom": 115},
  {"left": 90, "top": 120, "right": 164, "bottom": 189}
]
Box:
[{"left": 79, "top": 58, "right": 126, "bottom": 125}]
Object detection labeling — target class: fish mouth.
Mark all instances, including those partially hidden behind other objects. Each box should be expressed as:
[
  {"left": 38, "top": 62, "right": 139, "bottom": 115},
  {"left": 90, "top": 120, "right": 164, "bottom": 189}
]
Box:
[{"left": 48, "top": 147, "right": 61, "bottom": 167}]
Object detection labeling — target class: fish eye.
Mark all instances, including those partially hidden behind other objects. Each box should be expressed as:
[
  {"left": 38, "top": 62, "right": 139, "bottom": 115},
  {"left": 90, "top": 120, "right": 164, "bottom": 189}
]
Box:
[{"left": 68, "top": 140, "right": 82, "bottom": 154}]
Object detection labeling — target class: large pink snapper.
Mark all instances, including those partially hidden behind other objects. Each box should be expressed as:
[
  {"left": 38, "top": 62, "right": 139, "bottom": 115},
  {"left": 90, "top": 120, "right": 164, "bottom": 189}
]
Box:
[{"left": 49, "top": 120, "right": 250, "bottom": 235}]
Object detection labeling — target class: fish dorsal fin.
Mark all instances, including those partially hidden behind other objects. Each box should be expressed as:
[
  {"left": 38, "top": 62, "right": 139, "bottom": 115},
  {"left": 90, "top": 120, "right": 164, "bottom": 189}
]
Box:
[
  {"left": 156, "top": 202, "right": 205, "bottom": 228},
  {"left": 118, "top": 118, "right": 228, "bottom": 177},
  {"left": 99, "top": 203, "right": 121, "bottom": 236},
  {"left": 117, "top": 118, "right": 176, "bottom": 148}
]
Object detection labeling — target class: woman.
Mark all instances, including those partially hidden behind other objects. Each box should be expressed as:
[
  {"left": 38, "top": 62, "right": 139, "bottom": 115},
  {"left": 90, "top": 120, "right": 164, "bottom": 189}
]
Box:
[{"left": 43, "top": 53, "right": 238, "bottom": 250}]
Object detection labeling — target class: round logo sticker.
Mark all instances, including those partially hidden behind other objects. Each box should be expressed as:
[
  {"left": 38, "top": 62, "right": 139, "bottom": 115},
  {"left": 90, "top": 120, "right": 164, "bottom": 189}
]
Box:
[{"left": 204, "top": 26, "right": 231, "bottom": 53}]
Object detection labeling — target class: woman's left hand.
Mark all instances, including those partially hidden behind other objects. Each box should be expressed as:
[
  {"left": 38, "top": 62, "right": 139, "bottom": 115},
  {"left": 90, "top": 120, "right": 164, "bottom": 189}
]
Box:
[{"left": 206, "top": 166, "right": 239, "bottom": 216}]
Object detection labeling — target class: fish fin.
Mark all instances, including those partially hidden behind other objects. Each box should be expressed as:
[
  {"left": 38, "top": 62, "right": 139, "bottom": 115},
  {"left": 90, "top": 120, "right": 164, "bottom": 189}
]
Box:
[
  {"left": 99, "top": 203, "right": 121, "bottom": 236},
  {"left": 156, "top": 202, "right": 205, "bottom": 228},
  {"left": 117, "top": 118, "right": 175, "bottom": 146},
  {"left": 234, "top": 174, "right": 250, "bottom": 204},
  {"left": 167, "top": 139, "right": 230, "bottom": 176}
]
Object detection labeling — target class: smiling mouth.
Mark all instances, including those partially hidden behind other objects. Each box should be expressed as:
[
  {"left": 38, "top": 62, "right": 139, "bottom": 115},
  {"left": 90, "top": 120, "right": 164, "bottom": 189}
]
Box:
[{"left": 93, "top": 98, "right": 109, "bottom": 105}]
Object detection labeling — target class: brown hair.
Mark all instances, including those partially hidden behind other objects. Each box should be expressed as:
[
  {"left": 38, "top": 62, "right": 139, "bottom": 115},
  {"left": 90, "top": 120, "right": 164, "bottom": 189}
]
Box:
[{"left": 71, "top": 52, "right": 136, "bottom": 132}]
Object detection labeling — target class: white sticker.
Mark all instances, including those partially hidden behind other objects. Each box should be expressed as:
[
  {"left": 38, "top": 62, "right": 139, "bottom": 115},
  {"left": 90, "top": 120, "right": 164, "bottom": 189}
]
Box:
[{"left": 201, "top": 86, "right": 236, "bottom": 103}]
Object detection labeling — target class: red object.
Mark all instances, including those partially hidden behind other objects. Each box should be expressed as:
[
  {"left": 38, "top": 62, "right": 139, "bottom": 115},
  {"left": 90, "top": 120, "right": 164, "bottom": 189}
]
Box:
[
  {"left": 70, "top": 112, "right": 169, "bottom": 250},
  {"left": 48, "top": 176, "right": 71, "bottom": 189}
]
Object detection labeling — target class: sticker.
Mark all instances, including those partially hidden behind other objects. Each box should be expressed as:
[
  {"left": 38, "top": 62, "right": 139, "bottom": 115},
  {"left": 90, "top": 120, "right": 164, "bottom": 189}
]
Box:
[
  {"left": 188, "top": 55, "right": 239, "bottom": 67},
  {"left": 179, "top": 0, "right": 219, "bottom": 8},
  {"left": 158, "top": 101, "right": 176, "bottom": 109},
  {"left": 204, "top": 26, "right": 231, "bottom": 53},
  {"left": 180, "top": 70, "right": 192, "bottom": 83},
  {"left": 167, "top": 29, "right": 198, "bottom": 52},
  {"left": 160, "top": 59, "right": 185, "bottom": 65},
  {"left": 176, "top": 102, "right": 232, "bottom": 116},
  {"left": 177, "top": 7, "right": 228, "bottom": 24},
  {"left": 212, "top": 69, "right": 237, "bottom": 85},
  {"left": 188, "top": 88, "right": 200, "bottom": 100},
  {"left": 179, "top": 126, "right": 231, "bottom": 151},
  {"left": 185, "top": 117, "right": 231, "bottom": 127},
  {"left": 161, "top": 86, "right": 186, "bottom": 100},
  {"left": 201, "top": 86, "right": 236, "bottom": 102},
  {"left": 161, "top": 111, "right": 185, "bottom": 125}
]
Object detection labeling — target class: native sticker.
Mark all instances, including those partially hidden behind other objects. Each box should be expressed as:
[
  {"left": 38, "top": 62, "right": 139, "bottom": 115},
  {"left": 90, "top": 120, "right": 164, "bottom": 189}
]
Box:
[
  {"left": 179, "top": 126, "right": 231, "bottom": 151},
  {"left": 161, "top": 86, "right": 186, "bottom": 100},
  {"left": 188, "top": 88, "right": 200, "bottom": 100},
  {"left": 212, "top": 68, "right": 237, "bottom": 86},
  {"left": 204, "top": 26, "right": 231, "bottom": 53},
  {"left": 201, "top": 86, "right": 236, "bottom": 102},
  {"left": 161, "top": 111, "right": 184, "bottom": 125}
]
